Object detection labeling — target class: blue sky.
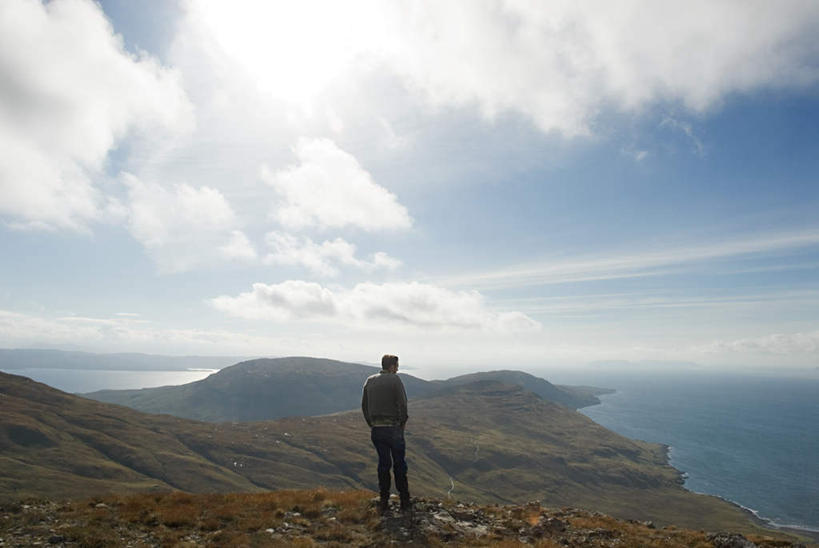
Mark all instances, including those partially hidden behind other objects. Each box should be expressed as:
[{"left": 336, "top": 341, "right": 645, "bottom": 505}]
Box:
[{"left": 1, "top": 0, "right": 819, "bottom": 376}]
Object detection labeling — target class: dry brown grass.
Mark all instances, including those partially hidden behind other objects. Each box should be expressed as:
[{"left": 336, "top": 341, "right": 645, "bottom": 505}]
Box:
[
  {"left": 49, "top": 488, "right": 375, "bottom": 546},
  {"left": 566, "top": 514, "right": 716, "bottom": 547},
  {"left": 1, "top": 489, "right": 807, "bottom": 547}
]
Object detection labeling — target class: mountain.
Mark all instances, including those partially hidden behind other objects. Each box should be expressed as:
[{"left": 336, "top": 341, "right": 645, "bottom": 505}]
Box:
[
  {"left": 83, "top": 357, "right": 438, "bottom": 421},
  {"left": 0, "top": 348, "right": 243, "bottom": 371},
  {"left": 435, "top": 369, "right": 612, "bottom": 408},
  {"left": 0, "top": 370, "right": 783, "bottom": 535},
  {"left": 83, "top": 357, "right": 603, "bottom": 421}
]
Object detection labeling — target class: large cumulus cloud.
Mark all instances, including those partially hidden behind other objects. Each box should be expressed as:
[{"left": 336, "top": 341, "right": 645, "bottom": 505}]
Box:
[
  {"left": 210, "top": 280, "right": 541, "bottom": 332},
  {"left": 0, "top": 0, "right": 192, "bottom": 230}
]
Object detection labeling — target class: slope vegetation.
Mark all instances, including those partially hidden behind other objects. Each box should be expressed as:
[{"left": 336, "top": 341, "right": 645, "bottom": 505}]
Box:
[
  {"left": 436, "top": 369, "right": 612, "bottom": 408},
  {"left": 0, "top": 371, "right": 778, "bottom": 535}
]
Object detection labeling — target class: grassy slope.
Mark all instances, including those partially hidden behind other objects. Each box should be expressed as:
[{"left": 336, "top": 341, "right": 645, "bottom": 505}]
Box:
[
  {"left": 433, "top": 370, "right": 603, "bottom": 408},
  {"left": 0, "top": 372, "right": 776, "bottom": 536}
]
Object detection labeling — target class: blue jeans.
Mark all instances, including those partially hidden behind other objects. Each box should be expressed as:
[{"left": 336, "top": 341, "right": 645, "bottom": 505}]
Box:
[{"left": 371, "top": 426, "right": 409, "bottom": 499}]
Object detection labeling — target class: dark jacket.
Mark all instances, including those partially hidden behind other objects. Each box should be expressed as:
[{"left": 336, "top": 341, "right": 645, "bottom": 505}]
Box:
[{"left": 361, "top": 370, "right": 408, "bottom": 427}]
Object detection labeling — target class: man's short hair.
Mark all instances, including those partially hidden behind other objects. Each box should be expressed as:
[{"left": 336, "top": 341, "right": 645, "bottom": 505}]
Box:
[{"left": 381, "top": 354, "right": 399, "bottom": 370}]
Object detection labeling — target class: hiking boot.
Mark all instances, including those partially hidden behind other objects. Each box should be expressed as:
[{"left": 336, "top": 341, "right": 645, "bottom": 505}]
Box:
[
  {"left": 378, "top": 496, "right": 390, "bottom": 515},
  {"left": 399, "top": 496, "right": 412, "bottom": 513}
]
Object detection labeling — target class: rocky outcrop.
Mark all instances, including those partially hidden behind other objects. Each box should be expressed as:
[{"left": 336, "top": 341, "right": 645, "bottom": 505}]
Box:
[{"left": 376, "top": 497, "right": 807, "bottom": 547}]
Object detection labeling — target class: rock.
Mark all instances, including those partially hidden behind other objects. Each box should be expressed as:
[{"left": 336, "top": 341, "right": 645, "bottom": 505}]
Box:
[
  {"left": 542, "top": 517, "right": 567, "bottom": 532},
  {"left": 707, "top": 532, "right": 757, "bottom": 548},
  {"left": 455, "top": 520, "right": 488, "bottom": 536},
  {"left": 432, "top": 511, "right": 455, "bottom": 524}
]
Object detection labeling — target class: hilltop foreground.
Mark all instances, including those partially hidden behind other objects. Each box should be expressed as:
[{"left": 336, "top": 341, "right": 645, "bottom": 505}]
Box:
[{"left": 0, "top": 489, "right": 806, "bottom": 547}]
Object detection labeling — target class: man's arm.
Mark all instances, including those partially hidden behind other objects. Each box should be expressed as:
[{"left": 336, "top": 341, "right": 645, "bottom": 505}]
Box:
[
  {"left": 361, "top": 381, "right": 372, "bottom": 427},
  {"left": 396, "top": 377, "right": 408, "bottom": 427}
]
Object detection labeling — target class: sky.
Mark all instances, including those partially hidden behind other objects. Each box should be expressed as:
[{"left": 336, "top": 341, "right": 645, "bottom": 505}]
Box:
[{"left": 1, "top": 0, "right": 819, "bottom": 377}]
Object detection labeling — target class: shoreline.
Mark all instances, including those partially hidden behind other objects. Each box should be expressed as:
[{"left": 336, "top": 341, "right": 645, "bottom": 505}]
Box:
[
  {"left": 724, "top": 497, "right": 819, "bottom": 543},
  {"left": 588, "top": 391, "right": 819, "bottom": 542},
  {"left": 662, "top": 443, "right": 819, "bottom": 542}
]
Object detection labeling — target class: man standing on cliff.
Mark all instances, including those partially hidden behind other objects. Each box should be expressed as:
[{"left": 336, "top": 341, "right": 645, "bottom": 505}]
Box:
[{"left": 362, "top": 354, "right": 410, "bottom": 514}]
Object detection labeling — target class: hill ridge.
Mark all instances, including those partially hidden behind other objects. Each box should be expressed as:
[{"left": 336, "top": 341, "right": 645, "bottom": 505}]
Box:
[{"left": 81, "top": 356, "right": 601, "bottom": 421}]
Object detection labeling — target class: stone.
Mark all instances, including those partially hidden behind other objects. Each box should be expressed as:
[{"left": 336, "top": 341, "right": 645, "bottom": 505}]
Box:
[
  {"left": 707, "top": 532, "right": 757, "bottom": 548},
  {"left": 432, "top": 511, "right": 455, "bottom": 524},
  {"left": 456, "top": 521, "right": 488, "bottom": 536}
]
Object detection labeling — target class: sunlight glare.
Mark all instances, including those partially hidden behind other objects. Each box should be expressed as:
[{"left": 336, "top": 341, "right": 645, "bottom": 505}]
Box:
[{"left": 192, "top": 0, "right": 389, "bottom": 110}]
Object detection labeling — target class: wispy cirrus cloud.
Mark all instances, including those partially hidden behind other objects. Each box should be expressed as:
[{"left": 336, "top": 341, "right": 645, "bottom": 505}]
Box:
[
  {"left": 437, "top": 229, "right": 819, "bottom": 290},
  {"left": 500, "top": 290, "right": 819, "bottom": 318}
]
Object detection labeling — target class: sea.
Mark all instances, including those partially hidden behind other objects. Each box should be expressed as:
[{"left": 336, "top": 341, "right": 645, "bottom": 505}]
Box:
[
  {"left": 4, "top": 366, "right": 817, "bottom": 532},
  {"left": 1, "top": 367, "right": 217, "bottom": 393},
  {"left": 543, "top": 369, "right": 819, "bottom": 534}
]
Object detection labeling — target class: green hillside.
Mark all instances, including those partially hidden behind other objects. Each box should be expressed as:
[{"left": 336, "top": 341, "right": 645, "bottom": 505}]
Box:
[
  {"left": 0, "top": 371, "right": 782, "bottom": 536},
  {"left": 435, "top": 369, "right": 611, "bottom": 408}
]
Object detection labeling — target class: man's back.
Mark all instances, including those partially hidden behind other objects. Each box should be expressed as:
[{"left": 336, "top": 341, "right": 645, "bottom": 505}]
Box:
[{"left": 362, "top": 370, "right": 408, "bottom": 427}]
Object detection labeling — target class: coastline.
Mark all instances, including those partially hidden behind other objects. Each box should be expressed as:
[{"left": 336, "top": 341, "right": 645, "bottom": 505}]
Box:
[
  {"left": 584, "top": 387, "right": 819, "bottom": 543},
  {"left": 662, "top": 443, "right": 819, "bottom": 543},
  {"left": 724, "top": 497, "right": 819, "bottom": 543}
]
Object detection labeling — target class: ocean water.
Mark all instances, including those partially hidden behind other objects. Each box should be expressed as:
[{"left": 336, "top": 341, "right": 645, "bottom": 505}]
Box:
[
  {"left": 545, "top": 370, "right": 819, "bottom": 532},
  {"left": 0, "top": 367, "right": 217, "bottom": 393}
]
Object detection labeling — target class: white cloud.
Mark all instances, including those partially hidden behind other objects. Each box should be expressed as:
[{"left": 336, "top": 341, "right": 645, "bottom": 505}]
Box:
[
  {"left": 220, "top": 230, "right": 258, "bottom": 262},
  {"left": 698, "top": 330, "right": 819, "bottom": 357},
  {"left": 554, "top": 290, "right": 818, "bottom": 311},
  {"left": 3, "top": 0, "right": 812, "bottom": 235},
  {"left": 210, "top": 280, "right": 541, "bottom": 333},
  {"left": 661, "top": 117, "right": 704, "bottom": 155},
  {"left": 184, "top": 1, "right": 819, "bottom": 137},
  {"left": 124, "top": 174, "right": 256, "bottom": 273},
  {"left": 263, "top": 232, "right": 401, "bottom": 277},
  {"left": 0, "top": 309, "right": 271, "bottom": 356},
  {"left": 372, "top": 251, "right": 402, "bottom": 271},
  {"left": 382, "top": 1, "right": 819, "bottom": 135},
  {"left": 262, "top": 138, "right": 412, "bottom": 231},
  {"left": 0, "top": 0, "right": 192, "bottom": 230},
  {"left": 210, "top": 280, "right": 337, "bottom": 321},
  {"left": 622, "top": 147, "right": 648, "bottom": 162}
]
